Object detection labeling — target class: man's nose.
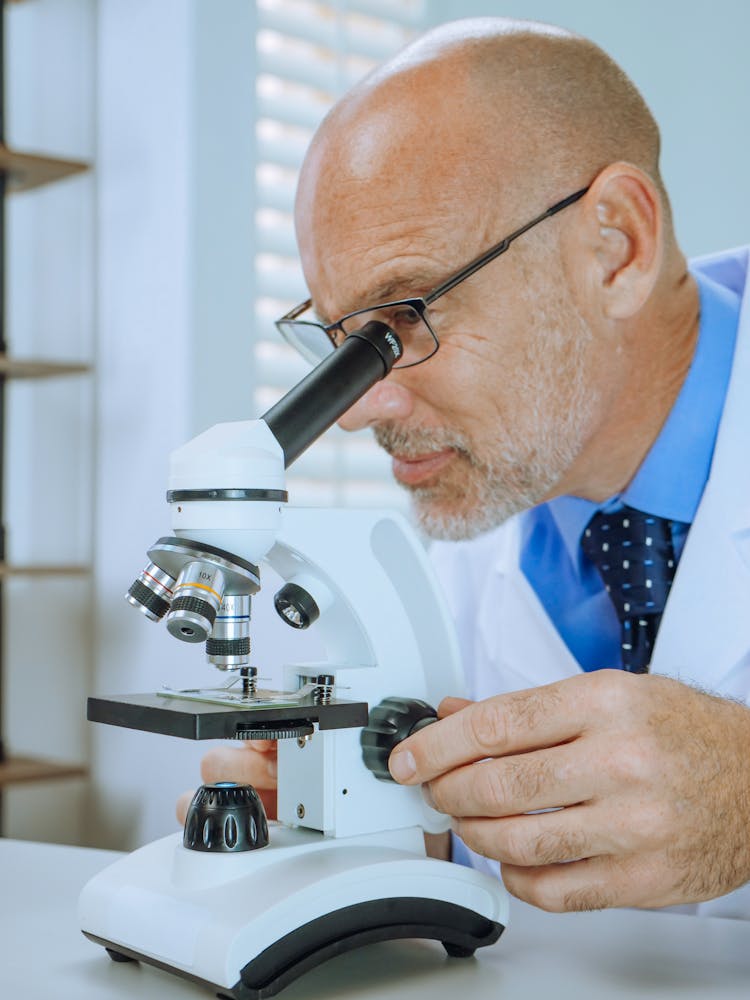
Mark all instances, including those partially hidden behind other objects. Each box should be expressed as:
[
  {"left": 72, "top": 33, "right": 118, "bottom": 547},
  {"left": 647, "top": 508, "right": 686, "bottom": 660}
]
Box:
[{"left": 338, "top": 379, "right": 414, "bottom": 431}]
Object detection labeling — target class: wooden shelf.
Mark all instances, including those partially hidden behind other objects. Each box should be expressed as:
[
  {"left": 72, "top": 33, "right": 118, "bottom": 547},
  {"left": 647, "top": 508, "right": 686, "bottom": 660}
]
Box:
[
  {"left": 0, "top": 145, "right": 89, "bottom": 194},
  {"left": 0, "top": 563, "right": 91, "bottom": 579},
  {"left": 0, "top": 755, "right": 87, "bottom": 788},
  {"left": 0, "top": 356, "right": 91, "bottom": 379}
]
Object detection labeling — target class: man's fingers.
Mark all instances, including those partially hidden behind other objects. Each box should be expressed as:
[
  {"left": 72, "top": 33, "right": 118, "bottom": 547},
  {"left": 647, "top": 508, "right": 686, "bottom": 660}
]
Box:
[
  {"left": 175, "top": 785, "right": 277, "bottom": 826},
  {"left": 177, "top": 742, "right": 280, "bottom": 827},
  {"left": 389, "top": 675, "right": 601, "bottom": 784},
  {"left": 499, "top": 849, "right": 674, "bottom": 913},
  {"left": 501, "top": 855, "right": 621, "bottom": 912},
  {"left": 200, "top": 743, "right": 278, "bottom": 788},
  {"left": 428, "top": 740, "right": 599, "bottom": 818},
  {"left": 454, "top": 803, "right": 611, "bottom": 867},
  {"left": 176, "top": 789, "right": 194, "bottom": 826},
  {"left": 437, "top": 696, "right": 472, "bottom": 718}
]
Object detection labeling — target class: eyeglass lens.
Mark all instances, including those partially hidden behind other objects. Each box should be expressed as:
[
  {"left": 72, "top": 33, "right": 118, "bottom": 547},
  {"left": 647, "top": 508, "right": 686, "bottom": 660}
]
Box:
[
  {"left": 278, "top": 301, "right": 437, "bottom": 369},
  {"left": 338, "top": 302, "right": 437, "bottom": 368}
]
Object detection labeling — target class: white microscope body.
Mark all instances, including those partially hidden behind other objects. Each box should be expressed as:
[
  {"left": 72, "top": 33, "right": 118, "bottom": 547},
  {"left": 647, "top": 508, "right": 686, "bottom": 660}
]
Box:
[{"left": 79, "top": 325, "right": 509, "bottom": 999}]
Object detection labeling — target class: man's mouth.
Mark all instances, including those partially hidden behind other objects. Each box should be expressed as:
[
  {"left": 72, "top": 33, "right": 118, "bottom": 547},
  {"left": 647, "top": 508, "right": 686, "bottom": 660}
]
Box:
[{"left": 390, "top": 449, "right": 456, "bottom": 487}]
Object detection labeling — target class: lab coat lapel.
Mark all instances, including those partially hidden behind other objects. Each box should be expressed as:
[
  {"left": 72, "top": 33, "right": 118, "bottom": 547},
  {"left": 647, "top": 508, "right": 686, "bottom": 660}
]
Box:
[
  {"left": 476, "top": 522, "right": 582, "bottom": 694},
  {"left": 651, "top": 485, "right": 750, "bottom": 692},
  {"left": 651, "top": 253, "right": 750, "bottom": 694}
]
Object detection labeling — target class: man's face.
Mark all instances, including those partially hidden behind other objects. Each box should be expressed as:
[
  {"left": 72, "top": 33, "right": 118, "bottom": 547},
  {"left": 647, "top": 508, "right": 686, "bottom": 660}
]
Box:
[
  {"left": 296, "top": 131, "right": 600, "bottom": 540},
  {"left": 370, "top": 252, "right": 598, "bottom": 539}
]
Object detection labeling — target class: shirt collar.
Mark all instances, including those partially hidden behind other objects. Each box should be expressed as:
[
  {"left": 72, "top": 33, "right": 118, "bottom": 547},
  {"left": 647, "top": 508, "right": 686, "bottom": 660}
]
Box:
[{"left": 546, "top": 268, "right": 741, "bottom": 567}]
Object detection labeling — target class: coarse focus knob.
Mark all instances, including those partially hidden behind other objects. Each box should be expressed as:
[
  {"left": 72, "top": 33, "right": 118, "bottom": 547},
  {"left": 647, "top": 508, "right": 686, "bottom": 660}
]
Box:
[
  {"left": 183, "top": 782, "right": 269, "bottom": 853},
  {"left": 360, "top": 697, "right": 438, "bottom": 782}
]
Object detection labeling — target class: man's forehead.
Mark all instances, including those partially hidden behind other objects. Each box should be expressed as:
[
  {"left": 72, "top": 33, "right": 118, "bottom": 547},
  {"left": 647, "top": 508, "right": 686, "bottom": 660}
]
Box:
[
  {"left": 310, "top": 263, "right": 446, "bottom": 325},
  {"left": 302, "top": 166, "right": 513, "bottom": 315},
  {"left": 297, "top": 127, "right": 506, "bottom": 323}
]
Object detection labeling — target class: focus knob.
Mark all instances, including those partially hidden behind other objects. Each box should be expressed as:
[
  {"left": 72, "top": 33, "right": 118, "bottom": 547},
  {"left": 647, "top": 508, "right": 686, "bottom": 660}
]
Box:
[
  {"left": 360, "top": 696, "right": 437, "bottom": 781},
  {"left": 183, "top": 782, "right": 269, "bottom": 853}
]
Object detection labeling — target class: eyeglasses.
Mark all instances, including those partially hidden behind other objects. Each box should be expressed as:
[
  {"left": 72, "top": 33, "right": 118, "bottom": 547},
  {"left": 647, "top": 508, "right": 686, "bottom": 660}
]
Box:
[{"left": 276, "top": 185, "right": 589, "bottom": 369}]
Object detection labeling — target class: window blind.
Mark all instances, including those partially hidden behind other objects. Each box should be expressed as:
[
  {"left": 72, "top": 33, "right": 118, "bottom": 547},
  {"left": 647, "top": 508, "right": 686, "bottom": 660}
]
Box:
[{"left": 253, "top": 0, "right": 426, "bottom": 509}]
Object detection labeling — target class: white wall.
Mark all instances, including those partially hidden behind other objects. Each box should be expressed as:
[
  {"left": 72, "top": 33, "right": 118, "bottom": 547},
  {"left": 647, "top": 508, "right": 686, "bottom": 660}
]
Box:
[
  {"left": 3, "top": 0, "right": 96, "bottom": 844},
  {"left": 425, "top": 0, "right": 750, "bottom": 257}
]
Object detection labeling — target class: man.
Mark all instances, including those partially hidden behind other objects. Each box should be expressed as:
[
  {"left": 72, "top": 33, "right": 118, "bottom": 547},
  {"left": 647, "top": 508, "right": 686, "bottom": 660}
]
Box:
[{"left": 187, "top": 18, "right": 750, "bottom": 917}]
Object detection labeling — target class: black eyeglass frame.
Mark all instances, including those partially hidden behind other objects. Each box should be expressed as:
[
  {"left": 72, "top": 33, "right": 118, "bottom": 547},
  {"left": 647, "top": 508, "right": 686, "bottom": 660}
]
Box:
[{"left": 276, "top": 185, "right": 590, "bottom": 369}]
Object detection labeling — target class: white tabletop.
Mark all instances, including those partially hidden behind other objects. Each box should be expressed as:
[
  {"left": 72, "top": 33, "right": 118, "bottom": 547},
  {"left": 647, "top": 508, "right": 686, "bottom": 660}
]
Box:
[{"left": 1, "top": 838, "right": 749, "bottom": 999}]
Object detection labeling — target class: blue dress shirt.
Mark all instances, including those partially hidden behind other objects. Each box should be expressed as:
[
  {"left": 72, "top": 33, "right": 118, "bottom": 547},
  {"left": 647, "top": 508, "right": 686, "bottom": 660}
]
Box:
[{"left": 520, "top": 270, "right": 741, "bottom": 672}]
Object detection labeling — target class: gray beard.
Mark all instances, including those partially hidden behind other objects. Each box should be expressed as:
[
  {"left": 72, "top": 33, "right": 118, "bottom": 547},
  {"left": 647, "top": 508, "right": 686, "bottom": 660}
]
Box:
[
  {"left": 374, "top": 423, "right": 567, "bottom": 541},
  {"left": 373, "top": 289, "right": 596, "bottom": 541}
]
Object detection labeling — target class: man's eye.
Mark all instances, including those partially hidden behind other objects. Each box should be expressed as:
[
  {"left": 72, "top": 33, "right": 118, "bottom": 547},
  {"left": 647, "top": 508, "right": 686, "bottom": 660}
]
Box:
[
  {"left": 392, "top": 306, "right": 422, "bottom": 327},
  {"left": 372, "top": 306, "right": 421, "bottom": 331}
]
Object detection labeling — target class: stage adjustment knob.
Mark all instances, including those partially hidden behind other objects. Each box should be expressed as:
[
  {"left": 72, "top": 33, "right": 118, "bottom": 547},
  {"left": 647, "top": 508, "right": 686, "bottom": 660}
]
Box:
[
  {"left": 183, "top": 782, "right": 269, "bottom": 853},
  {"left": 360, "top": 696, "right": 438, "bottom": 781}
]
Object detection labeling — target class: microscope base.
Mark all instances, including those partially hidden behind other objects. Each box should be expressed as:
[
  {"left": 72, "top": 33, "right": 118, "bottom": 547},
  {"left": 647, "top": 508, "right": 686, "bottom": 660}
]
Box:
[{"left": 79, "top": 828, "right": 508, "bottom": 999}]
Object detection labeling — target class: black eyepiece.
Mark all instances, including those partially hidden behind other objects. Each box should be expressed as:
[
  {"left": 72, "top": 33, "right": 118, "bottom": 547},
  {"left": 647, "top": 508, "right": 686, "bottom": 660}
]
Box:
[{"left": 262, "top": 321, "right": 402, "bottom": 468}]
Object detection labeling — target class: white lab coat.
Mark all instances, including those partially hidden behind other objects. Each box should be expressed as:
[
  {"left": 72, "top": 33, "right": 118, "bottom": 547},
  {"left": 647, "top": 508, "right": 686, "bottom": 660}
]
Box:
[{"left": 431, "top": 246, "right": 750, "bottom": 919}]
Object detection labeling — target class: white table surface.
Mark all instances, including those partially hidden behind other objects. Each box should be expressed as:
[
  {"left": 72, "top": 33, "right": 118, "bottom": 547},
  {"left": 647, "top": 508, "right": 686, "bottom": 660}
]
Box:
[{"left": 1, "top": 838, "right": 749, "bottom": 999}]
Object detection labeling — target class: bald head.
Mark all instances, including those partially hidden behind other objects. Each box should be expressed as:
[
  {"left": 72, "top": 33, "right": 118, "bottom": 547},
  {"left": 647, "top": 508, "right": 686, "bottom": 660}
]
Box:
[
  {"left": 361, "top": 22, "right": 657, "bottom": 181},
  {"left": 294, "top": 18, "right": 676, "bottom": 319}
]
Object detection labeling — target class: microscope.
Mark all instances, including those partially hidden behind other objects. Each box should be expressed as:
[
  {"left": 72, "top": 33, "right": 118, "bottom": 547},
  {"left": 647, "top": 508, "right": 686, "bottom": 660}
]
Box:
[{"left": 79, "top": 321, "right": 509, "bottom": 999}]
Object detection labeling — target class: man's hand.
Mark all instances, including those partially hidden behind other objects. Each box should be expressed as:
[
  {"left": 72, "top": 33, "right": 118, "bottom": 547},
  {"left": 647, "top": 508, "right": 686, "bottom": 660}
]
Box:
[
  {"left": 388, "top": 670, "right": 750, "bottom": 912},
  {"left": 176, "top": 740, "right": 278, "bottom": 825}
]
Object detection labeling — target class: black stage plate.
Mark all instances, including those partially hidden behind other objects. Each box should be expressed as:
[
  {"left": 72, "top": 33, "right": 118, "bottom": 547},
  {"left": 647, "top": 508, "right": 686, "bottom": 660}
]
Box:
[{"left": 87, "top": 692, "right": 369, "bottom": 740}]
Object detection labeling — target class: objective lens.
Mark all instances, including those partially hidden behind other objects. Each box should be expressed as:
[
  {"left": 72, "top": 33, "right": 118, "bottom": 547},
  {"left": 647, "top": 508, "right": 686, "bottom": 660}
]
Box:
[
  {"left": 166, "top": 561, "right": 227, "bottom": 643},
  {"left": 206, "top": 595, "right": 251, "bottom": 670},
  {"left": 125, "top": 562, "right": 176, "bottom": 621}
]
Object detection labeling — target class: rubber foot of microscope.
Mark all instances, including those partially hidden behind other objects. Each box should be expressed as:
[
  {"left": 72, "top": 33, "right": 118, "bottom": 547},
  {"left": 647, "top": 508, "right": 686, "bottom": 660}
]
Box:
[
  {"left": 106, "top": 947, "right": 137, "bottom": 964},
  {"left": 442, "top": 942, "right": 477, "bottom": 958}
]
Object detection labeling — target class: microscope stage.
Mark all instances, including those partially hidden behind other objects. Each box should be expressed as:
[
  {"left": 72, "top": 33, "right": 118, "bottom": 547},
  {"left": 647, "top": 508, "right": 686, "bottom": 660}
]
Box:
[{"left": 87, "top": 690, "right": 369, "bottom": 740}]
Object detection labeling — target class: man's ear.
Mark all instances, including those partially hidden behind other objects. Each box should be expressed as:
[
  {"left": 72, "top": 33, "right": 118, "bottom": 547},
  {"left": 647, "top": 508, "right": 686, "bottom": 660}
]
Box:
[{"left": 573, "top": 163, "right": 663, "bottom": 321}]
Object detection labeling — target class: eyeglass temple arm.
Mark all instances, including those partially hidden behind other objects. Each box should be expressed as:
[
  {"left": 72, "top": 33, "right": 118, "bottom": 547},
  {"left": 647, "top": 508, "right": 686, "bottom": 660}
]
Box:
[
  {"left": 281, "top": 300, "right": 341, "bottom": 346},
  {"left": 424, "top": 186, "right": 590, "bottom": 305},
  {"left": 283, "top": 298, "right": 314, "bottom": 322}
]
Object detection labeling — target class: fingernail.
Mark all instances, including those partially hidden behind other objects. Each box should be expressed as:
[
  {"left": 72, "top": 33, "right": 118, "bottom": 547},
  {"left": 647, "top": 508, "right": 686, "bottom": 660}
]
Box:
[
  {"left": 267, "top": 758, "right": 278, "bottom": 779},
  {"left": 389, "top": 749, "right": 416, "bottom": 783}
]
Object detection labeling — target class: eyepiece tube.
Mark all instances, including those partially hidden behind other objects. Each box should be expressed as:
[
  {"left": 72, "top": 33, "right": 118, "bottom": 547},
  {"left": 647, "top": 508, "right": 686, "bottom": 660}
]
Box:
[{"left": 261, "top": 320, "right": 402, "bottom": 468}]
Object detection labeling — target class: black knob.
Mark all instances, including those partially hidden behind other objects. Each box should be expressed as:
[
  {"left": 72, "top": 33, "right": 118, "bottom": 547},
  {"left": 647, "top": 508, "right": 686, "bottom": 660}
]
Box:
[
  {"left": 274, "top": 582, "right": 320, "bottom": 629},
  {"left": 360, "top": 697, "right": 438, "bottom": 782},
  {"left": 183, "top": 782, "right": 269, "bottom": 853}
]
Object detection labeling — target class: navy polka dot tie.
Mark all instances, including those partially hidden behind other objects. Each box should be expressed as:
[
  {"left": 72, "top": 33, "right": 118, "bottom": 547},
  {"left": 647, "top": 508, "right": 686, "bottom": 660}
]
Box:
[{"left": 580, "top": 505, "right": 679, "bottom": 673}]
